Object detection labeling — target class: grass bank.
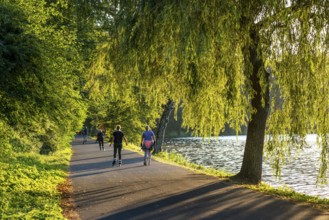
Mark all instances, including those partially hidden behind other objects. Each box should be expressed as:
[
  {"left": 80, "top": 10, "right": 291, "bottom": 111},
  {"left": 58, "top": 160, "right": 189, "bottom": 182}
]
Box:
[
  {"left": 246, "top": 183, "right": 329, "bottom": 211},
  {"left": 0, "top": 148, "right": 71, "bottom": 219},
  {"left": 126, "top": 144, "right": 329, "bottom": 211}
]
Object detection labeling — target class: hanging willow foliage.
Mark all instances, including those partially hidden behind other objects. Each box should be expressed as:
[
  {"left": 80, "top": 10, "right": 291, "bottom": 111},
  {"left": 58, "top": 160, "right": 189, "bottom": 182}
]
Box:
[
  {"left": 108, "top": 0, "right": 251, "bottom": 137},
  {"left": 89, "top": 0, "right": 329, "bottom": 183}
]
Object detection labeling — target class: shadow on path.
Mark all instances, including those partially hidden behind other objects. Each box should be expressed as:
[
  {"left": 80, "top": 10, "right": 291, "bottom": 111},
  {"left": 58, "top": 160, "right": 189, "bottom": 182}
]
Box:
[{"left": 98, "top": 180, "right": 328, "bottom": 220}]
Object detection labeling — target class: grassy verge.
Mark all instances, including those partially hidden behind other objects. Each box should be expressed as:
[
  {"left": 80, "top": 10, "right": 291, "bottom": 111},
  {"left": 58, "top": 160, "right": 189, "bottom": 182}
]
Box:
[
  {"left": 246, "top": 183, "right": 329, "bottom": 210},
  {"left": 126, "top": 144, "right": 329, "bottom": 211},
  {"left": 0, "top": 148, "right": 72, "bottom": 219}
]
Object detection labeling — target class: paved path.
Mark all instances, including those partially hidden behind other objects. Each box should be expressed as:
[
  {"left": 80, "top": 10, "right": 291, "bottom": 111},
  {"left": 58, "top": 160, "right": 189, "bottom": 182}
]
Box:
[{"left": 70, "top": 137, "right": 328, "bottom": 220}]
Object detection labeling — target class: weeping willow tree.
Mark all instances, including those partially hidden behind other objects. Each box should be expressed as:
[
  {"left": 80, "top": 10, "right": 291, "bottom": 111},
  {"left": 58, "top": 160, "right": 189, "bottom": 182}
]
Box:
[
  {"left": 104, "top": 0, "right": 329, "bottom": 183},
  {"left": 89, "top": 0, "right": 329, "bottom": 184}
]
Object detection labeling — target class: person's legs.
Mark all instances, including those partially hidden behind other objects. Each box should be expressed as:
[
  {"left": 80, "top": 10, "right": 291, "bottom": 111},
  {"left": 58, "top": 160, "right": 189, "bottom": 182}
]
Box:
[
  {"left": 143, "top": 141, "right": 152, "bottom": 165},
  {"left": 112, "top": 144, "right": 118, "bottom": 165},
  {"left": 101, "top": 139, "right": 104, "bottom": 150},
  {"left": 143, "top": 149, "right": 147, "bottom": 165},
  {"left": 118, "top": 144, "right": 122, "bottom": 165},
  {"left": 98, "top": 140, "right": 102, "bottom": 150},
  {"left": 148, "top": 149, "right": 151, "bottom": 165}
]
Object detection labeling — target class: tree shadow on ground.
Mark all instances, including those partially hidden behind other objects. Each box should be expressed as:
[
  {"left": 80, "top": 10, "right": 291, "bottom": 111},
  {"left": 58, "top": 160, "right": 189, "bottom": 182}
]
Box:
[
  {"left": 98, "top": 181, "right": 327, "bottom": 220},
  {"left": 70, "top": 155, "right": 142, "bottom": 174}
]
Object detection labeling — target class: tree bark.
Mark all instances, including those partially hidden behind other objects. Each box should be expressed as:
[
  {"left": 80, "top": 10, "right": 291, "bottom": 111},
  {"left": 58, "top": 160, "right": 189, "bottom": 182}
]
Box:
[
  {"left": 233, "top": 28, "right": 270, "bottom": 184},
  {"left": 154, "top": 99, "right": 175, "bottom": 153}
]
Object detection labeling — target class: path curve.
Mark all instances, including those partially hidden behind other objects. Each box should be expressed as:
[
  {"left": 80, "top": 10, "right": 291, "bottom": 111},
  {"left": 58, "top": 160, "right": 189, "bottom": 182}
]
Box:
[{"left": 70, "top": 137, "right": 328, "bottom": 220}]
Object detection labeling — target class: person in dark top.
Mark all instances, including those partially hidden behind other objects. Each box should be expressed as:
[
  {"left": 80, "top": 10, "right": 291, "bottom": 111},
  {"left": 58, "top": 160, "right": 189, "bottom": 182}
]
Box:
[
  {"left": 97, "top": 129, "right": 105, "bottom": 151},
  {"left": 82, "top": 126, "right": 88, "bottom": 144},
  {"left": 110, "top": 125, "right": 128, "bottom": 166}
]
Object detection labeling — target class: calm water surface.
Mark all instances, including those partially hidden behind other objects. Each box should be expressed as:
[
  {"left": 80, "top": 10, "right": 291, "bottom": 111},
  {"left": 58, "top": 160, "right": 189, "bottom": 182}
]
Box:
[{"left": 162, "top": 135, "right": 329, "bottom": 199}]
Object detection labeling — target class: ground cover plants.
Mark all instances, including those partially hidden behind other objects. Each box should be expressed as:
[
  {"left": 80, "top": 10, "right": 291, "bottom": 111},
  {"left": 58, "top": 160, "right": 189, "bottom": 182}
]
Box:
[{"left": 0, "top": 148, "right": 71, "bottom": 219}]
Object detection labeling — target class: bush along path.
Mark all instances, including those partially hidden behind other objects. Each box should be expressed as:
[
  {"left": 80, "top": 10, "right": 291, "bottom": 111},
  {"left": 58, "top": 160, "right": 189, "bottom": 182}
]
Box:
[{"left": 69, "top": 137, "right": 329, "bottom": 220}]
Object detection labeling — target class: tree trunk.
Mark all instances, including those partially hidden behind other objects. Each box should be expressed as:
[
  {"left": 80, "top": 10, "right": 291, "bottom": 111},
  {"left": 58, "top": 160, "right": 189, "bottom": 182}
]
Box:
[
  {"left": 233, "top": 28, "right": 270, "bottom": 184},
  {"left": 154, "top": 99, "right": 175, "bottom": 153}
]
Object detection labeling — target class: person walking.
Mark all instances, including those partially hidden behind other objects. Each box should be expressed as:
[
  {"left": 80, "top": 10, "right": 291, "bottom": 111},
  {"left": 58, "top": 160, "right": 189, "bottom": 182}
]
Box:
[
  {"left": 110, "top": 125, "right": 128, "bottom": 166},
  {"left": 141, "top": 125, "right": 156, "bottom": 166},
  {"left": 97, "top": 129, "right": 105, "bottom": 151},
  {"left": 82, "top": 126, "right": 88, "bottom": 144}
]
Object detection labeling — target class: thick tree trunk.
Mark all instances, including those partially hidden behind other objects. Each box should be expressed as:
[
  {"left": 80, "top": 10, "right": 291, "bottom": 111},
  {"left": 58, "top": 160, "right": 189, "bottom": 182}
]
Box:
[
  {"left": 233, "top": 29, "right": 269, "bottom": 184},
  {"left": 154, "top": 99, "right": 175, "bottom": 153}
]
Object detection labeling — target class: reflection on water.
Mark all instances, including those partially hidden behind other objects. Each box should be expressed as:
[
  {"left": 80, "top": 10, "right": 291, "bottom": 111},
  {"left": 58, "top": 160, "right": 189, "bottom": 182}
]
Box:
[{"left": 162, "top": 135, "right": 329, "bottom": 199}]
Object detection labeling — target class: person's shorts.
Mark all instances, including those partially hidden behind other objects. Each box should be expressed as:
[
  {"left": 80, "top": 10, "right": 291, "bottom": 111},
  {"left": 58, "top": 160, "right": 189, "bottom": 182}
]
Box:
[{"left": 143, "top": 141, "right": 153, "bottom": 149}]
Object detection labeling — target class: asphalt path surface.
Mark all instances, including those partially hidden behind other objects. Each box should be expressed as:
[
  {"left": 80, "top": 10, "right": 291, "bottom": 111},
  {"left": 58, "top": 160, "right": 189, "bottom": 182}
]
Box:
[{"left": 70, "top": 137, "right": 329, "bottom": 220}]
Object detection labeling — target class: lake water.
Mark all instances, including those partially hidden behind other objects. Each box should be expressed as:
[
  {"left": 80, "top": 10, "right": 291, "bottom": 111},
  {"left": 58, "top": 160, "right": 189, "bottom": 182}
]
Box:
[{"left": 162, "top": 134, "right": 329, "bottom": 199}]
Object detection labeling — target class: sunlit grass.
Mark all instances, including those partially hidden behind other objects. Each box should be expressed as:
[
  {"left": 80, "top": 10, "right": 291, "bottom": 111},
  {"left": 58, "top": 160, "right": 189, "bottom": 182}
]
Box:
[
  {"left": 247, "top": 183, "right": 329, "bottom": 210},
  {"left": 155, "top": 151, "right": 232, "bottom": 178},
  {"left": 0, "top": 148, "right": 71, "bottom": 219}
]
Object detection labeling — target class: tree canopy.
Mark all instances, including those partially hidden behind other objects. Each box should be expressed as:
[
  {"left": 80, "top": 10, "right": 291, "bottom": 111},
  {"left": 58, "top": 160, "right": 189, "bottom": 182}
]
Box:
[{"left": 0, "top": 0, "right": 87, "bottom": 156}]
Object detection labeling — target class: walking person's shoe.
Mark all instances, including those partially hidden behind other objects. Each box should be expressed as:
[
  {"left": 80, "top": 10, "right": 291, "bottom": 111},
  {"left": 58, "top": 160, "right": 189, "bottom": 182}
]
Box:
[
  {"left": 119, "top": 160, "right": 122, "bottom": 166},
  {"left": 112, "top": 160, "right": 116, "bottom": 166},
  {"left": 143, "top": 160, "right": 146, "bottom": 166}
]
